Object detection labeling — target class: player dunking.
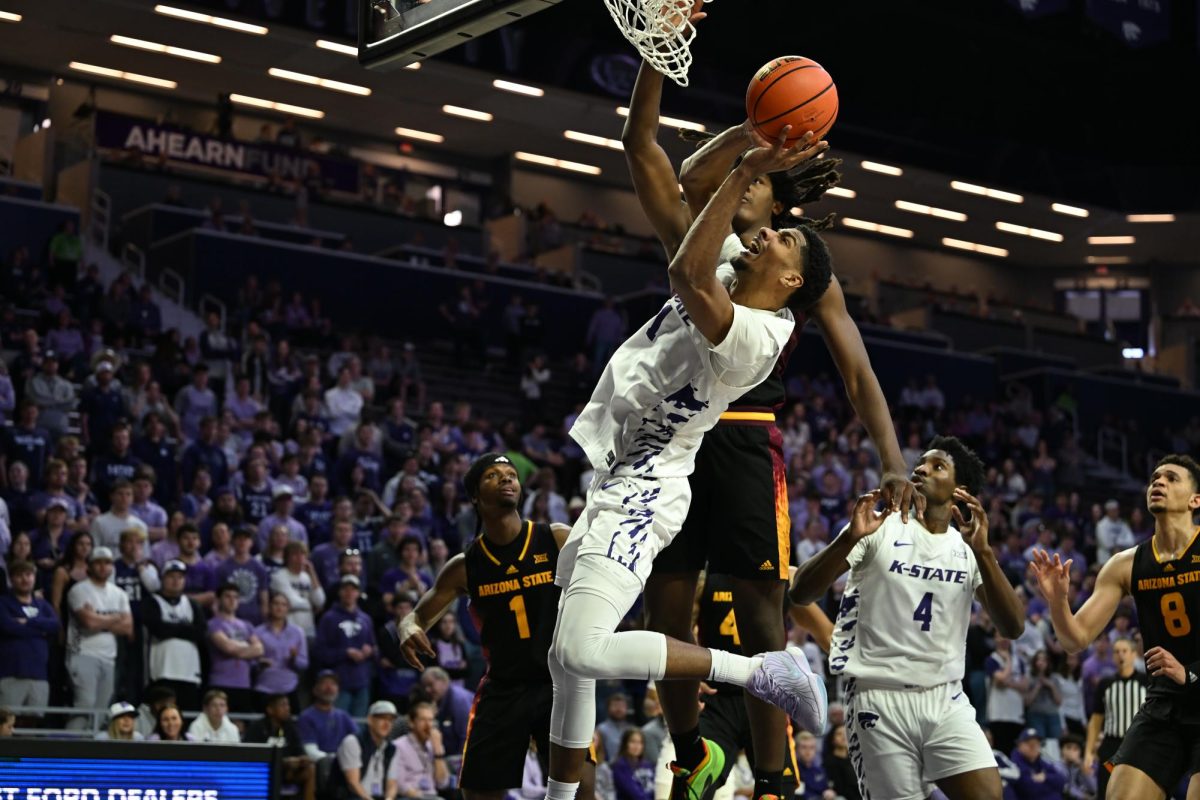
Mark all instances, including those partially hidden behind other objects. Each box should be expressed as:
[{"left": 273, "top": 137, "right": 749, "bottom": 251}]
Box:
[
  {"left": 791, "top": 437, "right": 1026, "bottom": 800},
  {"left": 1031, "top": 454, "right": 1200, "bottom": 800},
  {"left": 622, "top": 51, "right": 917, "bottom": 800},
  {"left": 543, "top": 128, "right": 834, "bottom": 800},
  {"left": 398, "top": 453, "right": 593, "bottom": 800}
]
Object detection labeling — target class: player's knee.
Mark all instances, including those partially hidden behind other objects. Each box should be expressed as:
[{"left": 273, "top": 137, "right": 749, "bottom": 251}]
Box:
[{"left": 555, "top": 627, "right": 604, "bottom": 677}]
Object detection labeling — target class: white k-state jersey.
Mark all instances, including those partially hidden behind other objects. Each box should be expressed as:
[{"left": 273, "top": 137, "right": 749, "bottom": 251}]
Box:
[
  {"left": 571, "top": 238, "right": 794, "bottom": 479},
  {"left": 830, "top": 514, "right": 983, "bottom": 688}
]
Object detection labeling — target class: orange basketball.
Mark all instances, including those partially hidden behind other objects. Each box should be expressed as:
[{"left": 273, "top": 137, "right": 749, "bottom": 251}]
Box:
[{"left": 746, "top": 56, "right": 838, "bottom": 146}]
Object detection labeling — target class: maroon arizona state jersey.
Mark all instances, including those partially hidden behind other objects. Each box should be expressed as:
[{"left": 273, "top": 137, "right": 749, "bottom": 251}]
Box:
[
  {"left": 464, "top": 521, "right": 560, "bottom": 684},
  {"left": 1130, "top": 527, "right": 1200, "bottom": 721}
]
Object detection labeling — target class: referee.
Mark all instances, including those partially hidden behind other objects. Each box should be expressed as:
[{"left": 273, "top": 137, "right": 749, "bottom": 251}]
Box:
[{"left": 1086, "top": 637, "right": 1148, "bottom": 800}]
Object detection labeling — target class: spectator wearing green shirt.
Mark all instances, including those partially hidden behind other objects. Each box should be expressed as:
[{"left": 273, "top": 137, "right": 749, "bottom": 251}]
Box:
[{"left": 48, "top": 220, "right": 83, "bottom": 291}]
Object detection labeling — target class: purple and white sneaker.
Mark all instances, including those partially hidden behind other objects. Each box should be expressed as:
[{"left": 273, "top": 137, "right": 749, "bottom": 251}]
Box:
[{"left": 745, "top": 646, "right": 827, "bottom": 733}]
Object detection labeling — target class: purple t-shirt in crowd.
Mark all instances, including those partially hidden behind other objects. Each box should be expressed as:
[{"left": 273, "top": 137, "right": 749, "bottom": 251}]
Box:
[
  {"left": 297, "top": 705, "right": 357, "bottom": 755},
  {"left": 208, "top": 614, "right": 256, "bottom": 689},
  {"left": 253, "top": 621, "right": 309, "bottom": 694},
  {"left": 314, "top": 604, "right": 376, "bottom": 691},
  {"left": 216, "top": 557, "right": 270, "bottom": 626},
  {"left": 181, "top": 558, "right": 216, "bottom": 597}
]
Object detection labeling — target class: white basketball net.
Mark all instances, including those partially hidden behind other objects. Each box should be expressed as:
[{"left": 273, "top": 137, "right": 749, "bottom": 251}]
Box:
[{"left": 602, "top": 0, "right": 712, "bottom": 87}]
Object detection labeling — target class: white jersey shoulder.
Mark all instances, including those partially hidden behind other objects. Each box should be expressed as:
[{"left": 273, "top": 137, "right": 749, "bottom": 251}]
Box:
[
  {"left": 570, "top": 234, "right": 793, "bottom": 479},
  {"left": 830, "top": 514, "right": 982, "bottom": 688}
]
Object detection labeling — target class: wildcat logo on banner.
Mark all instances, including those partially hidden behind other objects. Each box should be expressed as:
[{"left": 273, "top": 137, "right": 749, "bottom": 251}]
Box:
[
  {"left": 1086, "top": 0, "right": 1171, "bottom": 47},
  {"left": 94, "top": 111, "right": 360, "bottom": 194},
  {"left": 1005, "top": 0, "right": 1070, "bottom": 19}
]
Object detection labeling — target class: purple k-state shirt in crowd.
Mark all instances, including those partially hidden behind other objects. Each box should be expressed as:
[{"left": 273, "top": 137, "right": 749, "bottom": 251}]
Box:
[
  {"left": 253, "top": 621, "right": 309, "bottom": 695},
  {"left": 314, "top": 604, "right": 376, "bottom": 691}
]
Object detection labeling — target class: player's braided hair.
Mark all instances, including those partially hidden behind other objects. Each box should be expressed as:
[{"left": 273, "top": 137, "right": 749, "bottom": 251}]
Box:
[
  {"left": 681, "top": 128, "right": 842, "bottom": 231},
  {"left": 927, "top": 435, "right": 985, "bottom": 496}
]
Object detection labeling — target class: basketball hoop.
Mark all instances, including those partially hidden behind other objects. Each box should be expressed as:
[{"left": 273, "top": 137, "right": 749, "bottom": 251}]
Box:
[{"left": 602, "top": 0, "right": 711, "bottom": 87}]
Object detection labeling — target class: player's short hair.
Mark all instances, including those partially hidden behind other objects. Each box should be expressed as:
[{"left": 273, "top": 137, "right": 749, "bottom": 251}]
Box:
[
  {"left": 787, "top": 226, "right": 834, "bottom": 313},
  {"left": 203, "top": 689, "right": 228, "bottom": 707},
  {"left": 408, "top": 700, "right": 434, "bottom": 720},
  {"left": 927, "top": 435, "right": 985, "bottom": 496},
  {"left": 1156, "top": 454, "right": 1200, "bottom": 492}
]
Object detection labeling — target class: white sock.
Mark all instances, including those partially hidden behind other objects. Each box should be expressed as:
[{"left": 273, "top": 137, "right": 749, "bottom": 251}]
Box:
[
  {"left": 708, "top": 648, "right": 763, "bottom": 687},
  {"left": 546, "top": 778, "right": 580, "bottom": 800}
]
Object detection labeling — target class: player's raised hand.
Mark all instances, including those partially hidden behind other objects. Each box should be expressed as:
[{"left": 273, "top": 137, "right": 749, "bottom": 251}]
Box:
[
  {"left": 1145, "top": 646, "right": 1187, "bottom": 685},
  {"left": 1028, "top": 549, "right": 1072, "bottom": 602},
  {"left": 662, "top": 0, "right": 707, "bottom": 28},
  {"left": 740, "top": 126, "right": 829, "bottom": 177},
  {"left": 400, "top": 624, "right": 436, "bottom": 670},
  {"left": 847, "top": 490, "right": 891, "bottom": 542},
  {"left": 951, "top": 488, "right": 989, "bottom": 555},
  {"left": 881, "top": 473, "right": 925, "bottom": 525}
]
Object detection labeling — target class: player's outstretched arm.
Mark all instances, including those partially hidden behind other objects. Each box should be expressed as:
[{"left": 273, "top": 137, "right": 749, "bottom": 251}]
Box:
[
  {"left": 679, "top": 122, "right": 756, "bottom": 217},
  {"left": 669, "top": 127, "right": 826, "bottom": 344},
  {"left": 789, "top": 603, "right": 834, "bottom": 653},
  {"left": 954, "top": 489, "right": 1024, "bottom": 639},
  {"left": 790, "top": 489, "right": 890, "bottom": 605},
  {"left": 1030, "top": 548, "right": 1129, "bottom": 653},
  {"left": 622, "top": 62, "right": 694, "bottom": 259},
  {"left": 399, "top": 553, "right": 468, "bottom": 669},
  {"left": 810, "top": 277, "right": 920, "bottom": 521}
]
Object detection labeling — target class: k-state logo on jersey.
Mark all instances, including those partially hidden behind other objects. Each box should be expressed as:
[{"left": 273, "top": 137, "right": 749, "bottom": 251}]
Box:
[{"left": 857, "top": 711, "right": 880, "bottom": 729}]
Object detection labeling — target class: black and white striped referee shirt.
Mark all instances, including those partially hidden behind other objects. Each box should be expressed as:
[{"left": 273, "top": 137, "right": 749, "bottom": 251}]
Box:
[{"left": 1094, "top": 671, "right": 1150, "bottom": 738}]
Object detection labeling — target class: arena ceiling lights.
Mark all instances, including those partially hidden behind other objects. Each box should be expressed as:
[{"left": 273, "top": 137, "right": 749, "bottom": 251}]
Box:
[
  {"left": 395, "top": 126, "right": 445, "bottom": 144},
  {"left": 825, "top": 187, "right": 856, "bottom": 199},
  {"left": 1086, "top": 255, "right": 1132, "bottom": 264},
  {"left": 564, "top": 130, "right": 623, "bottom": 151},
  {"left": 950, "top": 181, "right": 1023, "bottom": 204},
  {"left": 995, "top": 221, "right": 1063, "bottom": 243},
  {"left": 941, "top": 237, "right": 1009, "bottom": 258},
  {"left": 861, "top": 160, "right": 903, "bottom": 177},
  {"left": 1126, "top": 214, "right": 1175, "bottom": 223},
  {"left": 493, "top": 79, "right": 544, "bottom": 97},
  {"left": 894, "top": 200, "right": 966, "bottom": 222},
  {"left": 1051, "top": 203, "right": 1089, "bottom": 218},
  {"left": 615, "top": 106, "right": 705, "bottom": 133},
  {"left": 0, "top": 10, "right": 21, "bottom": 22},
  {"left": 1087, "top": 235, "right": 1135, "bottom": 245},
  {"left": 841, "top": 217, "right": 914, "bottom": 239},
  {"left": 110, "top": 35, "right": 221, "bottom": 64},
  {"left": 515, "top": 151, "right": 601, "bottom": 176},
  {"left": 267, "top": 68, "right": 371, "bottom": 96},
  {"left": 315, "top": 39, "right": 358, "bottom": 56},
  {"left": 153, "top": 5, "right": 267, "bottom": 34},
  {"left": 68, "top": 61, "right": 177, "bottom": 89},
  {"left": 442, "top": 104, "right": 492, "bottom": 122},
  {"left": 228, "top": 93, "right": 324, "bottom": 119}
]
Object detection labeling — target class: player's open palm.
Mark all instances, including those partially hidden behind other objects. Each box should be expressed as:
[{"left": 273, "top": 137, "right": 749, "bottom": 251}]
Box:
[
  {"left": 1029, "top": 549, "right": 1072, "bottom": 603},
  {"left": 950, "top": 488, "right": 988, "bottom": 554},
  {"left": 848, "top": 489, "right": 891, "bottom": 543},
  {"left": 400, "top": 627, "right": 437, "bottom": 670},
  {"left": 741, "top": 126, "right": 829, "bottom": 176}
]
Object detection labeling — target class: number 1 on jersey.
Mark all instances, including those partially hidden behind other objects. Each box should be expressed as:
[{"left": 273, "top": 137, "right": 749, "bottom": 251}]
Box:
[
  {"left": 509, "top": 594, "right": 531, "bottom": 639},
  {"left": 913, "top": 592, "right": 934, "bottom": 632}
]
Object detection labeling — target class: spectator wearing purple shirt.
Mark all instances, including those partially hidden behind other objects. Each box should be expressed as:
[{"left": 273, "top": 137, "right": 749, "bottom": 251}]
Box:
[
  {"left": 0, "top": 560, "right": 59, "bottom": 710},
  {"left": 1080, "top": 637, "right": 1117, "bottom": 716},
  {"left": 296, "top": 475, "right": 333, "bottom": 547},
  {"left": 226, "top": 377, "right": 262, "bottom": 444},
  {"left": 335, "top": 423, "right": 384, "bottom": 495},
  {"left": 203, "top": 521, "right": 233, "bottom": 569},
  {"left": 175, "top": 524, "right": 216, "bottom": 611},
  {"left": 315, "top": 575, "right": 375, "bottom": 717},
  {"left": 298, "top": 670, "right": 357, "bottom": 760},
  {"left": 311, "top": 520, "right": 355, "bottom": 592},
  {"left": 180, "top": 417, "right": 229, "bottom": 492},
  {"left": 253, "top": 592, "right": 308, "bottom": 709},
  {"left": 180, "top": 466, "right": 213, "bottom": 524},
  {"left": 257, "top": 485, "right": 308, "bottom": 551},
  {"left": 207, "top": 583, "right": 264, "bottom": 713},
  {"left": 130, "top": 469, "right": 168, "bottom": 543},
  {"left": 215, "top": 527, "right": 269, "bottom": 625},
  {"left": 175, "top": 364, "right": 218, "bottom": 442}
]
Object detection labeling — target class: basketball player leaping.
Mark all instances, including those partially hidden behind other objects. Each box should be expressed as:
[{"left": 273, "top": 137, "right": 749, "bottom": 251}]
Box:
[
  {"left": 622, "top": 54, "right": 918, "bottom": 800},
  {"left": 398, "top": 453, "right": 593, "bottom": 800},
  {"left": 790, "top": 436, "right": 1026, "bottom": 800},
  {"left": 1030, "top": 454, "right": 1200, "bottom": 800},
  {"left": 543, "top": 128, "right": 834, "bottom": 800}
]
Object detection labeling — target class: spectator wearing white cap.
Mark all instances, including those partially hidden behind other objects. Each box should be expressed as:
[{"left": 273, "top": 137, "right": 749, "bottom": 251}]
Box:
[
  {"left": 335, "top": 699, "right": 399, "bottom": 800},
  {"left": 1094, "top": 499, "right": 1135, "bottom": 564},
  {"left": 144, "top": 559, "right": 206, "bottom": 710},
  {"left": 96, "top": 701, "right": 143, "bottom": 741},
  {"left": 65, "top": 545, "right": 132, "bottom": 729},
  {"left": 387, "top": 700, "right": 449, "bottom": 800},
  {"left": 257, "top": 485, "right": 308, "bottom": 551}
]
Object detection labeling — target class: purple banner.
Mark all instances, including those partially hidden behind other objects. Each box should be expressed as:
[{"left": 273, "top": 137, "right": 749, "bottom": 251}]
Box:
[
  {"left": 1086, "top": 0, "right": 1171, "bottom": 47},
  {"left": 94, "top": 111, "right": 360, "bottom": 194},
  {"left": 1005, "top": 0, "right": 1070, "bottom": 18}
]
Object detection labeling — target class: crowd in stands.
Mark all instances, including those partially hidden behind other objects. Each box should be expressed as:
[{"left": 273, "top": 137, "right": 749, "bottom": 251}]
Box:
[{"left": 4, "top": 208, "right": 1200, "bottom": 800}]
